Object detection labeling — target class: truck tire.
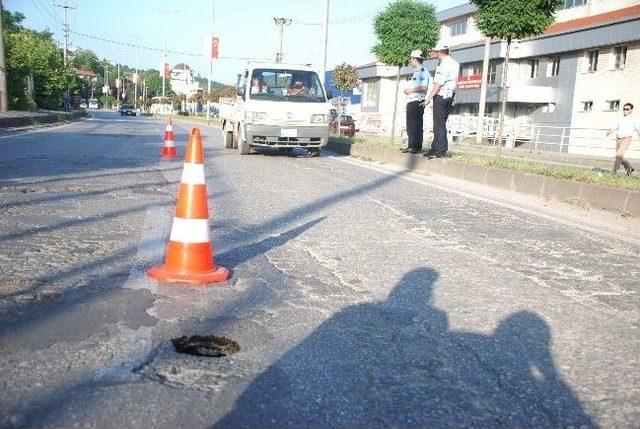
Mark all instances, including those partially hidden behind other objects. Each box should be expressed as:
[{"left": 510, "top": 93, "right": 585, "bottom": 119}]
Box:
[
  {"left": 308, "top": 148, "right": 321, "bottom": 157},
  {"left": 223, "top": 128, "right": 233, "bottom": 149},
  {"left": 238, "top": 138, "right": 250, "bottom": 155}
]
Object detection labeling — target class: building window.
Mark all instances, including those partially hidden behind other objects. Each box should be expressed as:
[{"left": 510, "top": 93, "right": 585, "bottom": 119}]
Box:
[
  {"left": 484, "top": 104, "right": 494, "bottom": 117},
  {"left": 529, "top": 59, "right": 539, "bottom": 78},
  {"left": 363, "top": 80, "right": 380, "bottom": 108},
  {"left": 614, "top": 45, "right": 627, "bottom": 70},
  {"left": 558, "top": 0, "right": 587, "bottom": 9},
  {"left": 549, "top": 56, "right": 560, "bottom": 77},
  {"left": 581, "top": 101, "right": 593, "bottom": 112},
  {"left": 587, "top": 49, "right": 599, "bottom": 72},
  {"left": 487, "top": 62, "right": 497, "bottom": 85},
  {"left": 450, "top": 20, "right": 467, "bottom": 36},
  {"left": 469, "top": 105, "right": 479, "bottom": 116},
  {"left": 606, "top": 100, "right": 620, "bottom": 111}
]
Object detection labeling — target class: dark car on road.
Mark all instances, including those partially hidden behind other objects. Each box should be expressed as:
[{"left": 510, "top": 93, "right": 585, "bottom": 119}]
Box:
[
  {"left": 120, "top": 104, "right": 136, "bottom": 116},
  {"left": 329, "top": 113, "right": 356, "bottom": 137}
]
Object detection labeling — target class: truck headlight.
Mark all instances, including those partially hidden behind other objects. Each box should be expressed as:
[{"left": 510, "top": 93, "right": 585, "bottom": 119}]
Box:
[
  {"left": 311, "top": 114, "right": 328, "bottom": 124},
  {"left": 246, "top": 111, "right": 266, "bottom": 123}
]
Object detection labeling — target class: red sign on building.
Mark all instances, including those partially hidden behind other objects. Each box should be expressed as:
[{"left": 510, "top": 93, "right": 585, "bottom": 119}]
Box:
[
  {"left": 457, "top": 74, "right": 483, "bottom": 90},
  {"left": 211, "top": 37, "right": 219, "bottom": 60}
]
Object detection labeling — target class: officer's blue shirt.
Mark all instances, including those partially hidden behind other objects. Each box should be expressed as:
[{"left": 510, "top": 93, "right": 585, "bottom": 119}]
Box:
[{"left": 408, "top": 66, "right": 428, "bottom": 102}]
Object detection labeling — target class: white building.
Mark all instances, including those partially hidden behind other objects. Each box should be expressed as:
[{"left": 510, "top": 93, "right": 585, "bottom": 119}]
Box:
[
  {"left": 170, "top": 63, "right": 201, "bottom": 97},
  {"left": 356, "top": 0, "right": 640, "bottom": 158}
]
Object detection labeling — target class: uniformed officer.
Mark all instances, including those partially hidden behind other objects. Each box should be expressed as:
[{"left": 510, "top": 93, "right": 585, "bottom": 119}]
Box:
[
  {"left": 422, "top": 42, "right": 460, "bottom": 158},
  {"left": 401, "top": 49, "right": 429, "bottom": 154}
]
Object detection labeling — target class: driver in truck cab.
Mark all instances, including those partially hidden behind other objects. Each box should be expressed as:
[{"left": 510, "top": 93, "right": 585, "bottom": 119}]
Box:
[
  {"left": 287, "top": 74, "right": 308, "bottom": 96},
  {"left": 250, "top": 76, "right": 267, "bottom": 94}
]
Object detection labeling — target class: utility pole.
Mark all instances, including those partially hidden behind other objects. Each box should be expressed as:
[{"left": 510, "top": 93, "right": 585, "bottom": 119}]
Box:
[
  {"left": 116, "top": 63, "right": 120, "bottom": 103},
  {"left": 0, "top": 0, "right": 8, "bottom": 111},
  {"left": 162, "top": 41, "right": 167, "bottom": 99},
  {"left": 207, "top": 1, "right": 215, "bottom": 121},
  {"left": 320, "top": 0, "right": 329, "bottom": 86},
  {"left": 133, "top": 33, "right": 139, "bottom": 109},
  {"left": 273, "top": 18, "right": 292, "bottom": 63},
  {"left": 477, "top": 37, "right": 491, "bottom": 144},
  {"left": 54, "top": 1, "right": 76, "bottom": 64}
]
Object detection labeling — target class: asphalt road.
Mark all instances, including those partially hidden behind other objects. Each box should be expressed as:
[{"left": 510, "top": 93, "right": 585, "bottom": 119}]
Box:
[{"left": 1, "top": 111, "right": 638, "bottom": 428}]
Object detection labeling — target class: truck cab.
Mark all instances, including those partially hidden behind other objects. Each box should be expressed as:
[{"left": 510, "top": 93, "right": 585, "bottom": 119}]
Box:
[{"left": 220, "top": 62, "right": 332, "bottom": 156}]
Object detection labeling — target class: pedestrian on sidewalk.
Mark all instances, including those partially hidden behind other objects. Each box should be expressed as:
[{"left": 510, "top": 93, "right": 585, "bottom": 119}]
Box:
[
  {"left": 401, "top": 50, "right": 429, "bottom": 155},
  {"left": 607, "top": 102, "right": 639, "bottom": 175},
  {"left": 421, "top": 42, "right": 459, "bottom": 159}
]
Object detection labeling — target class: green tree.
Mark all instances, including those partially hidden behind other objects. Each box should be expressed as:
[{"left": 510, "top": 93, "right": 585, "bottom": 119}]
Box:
[
  {"left": 332, "top": 63, "right": 359, "bottom": 133},
  {"left": 471, "top": 0, "right": 562, "bottom": 153},
  {"left": 372, "top": 0, "right": 439, "bottom": 141},
  {"left": 3, "top": 10, "right": 80, "bottom": 110},
  {"left": 72, "top": 49, "right": 103, "bottom": 75}
]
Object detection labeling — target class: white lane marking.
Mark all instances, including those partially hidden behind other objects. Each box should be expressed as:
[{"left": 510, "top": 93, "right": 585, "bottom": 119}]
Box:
[
  {"left": 180, "top": 162, "right": 205, "bottom": 184},
  {"left": 330, "top": 155, "right": 640, "bottom": 246},
  {"left": 169, "top": 217, "right": 210, "bottom": 243}
]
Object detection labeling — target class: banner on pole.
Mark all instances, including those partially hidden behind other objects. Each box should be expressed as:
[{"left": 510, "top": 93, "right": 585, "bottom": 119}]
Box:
[{"left": 211, "top": 37, "right": 219, "bottom": 60}]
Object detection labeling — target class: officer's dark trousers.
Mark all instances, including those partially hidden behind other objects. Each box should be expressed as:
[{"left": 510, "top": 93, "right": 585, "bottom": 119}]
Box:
[
  {"left": 406, "top": 101, "right": 425, "bottom": 149},
  {"left": 432, "top": 95, "right": 454, "bottom": 154}
]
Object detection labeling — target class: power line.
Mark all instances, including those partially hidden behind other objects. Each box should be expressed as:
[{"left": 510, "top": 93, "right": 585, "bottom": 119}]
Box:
[
  {"left": 68, "top": 29, "right": 268, "bottom": 61},
  {"left": 30, "top": 0, "right": 59, "bottom": 29}
]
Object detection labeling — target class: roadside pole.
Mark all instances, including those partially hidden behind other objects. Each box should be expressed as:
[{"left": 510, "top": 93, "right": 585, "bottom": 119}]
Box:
[
  {"left": 0, "top": 0, "right": 8, "bottom": 111},
  {"left": 320, "top": 0, "right": 329, "bottom": 87},
  {"left": 477, "top": 37, "right": 491, "bottom": 144}
]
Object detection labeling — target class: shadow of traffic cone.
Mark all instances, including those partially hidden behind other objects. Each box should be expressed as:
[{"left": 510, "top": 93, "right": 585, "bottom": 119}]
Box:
[
  {"left": 159, "top": 116, "right": 177, "bottom": 158},
  {"left": 148, "top": 128, "right": 229, "bottom": 284}
]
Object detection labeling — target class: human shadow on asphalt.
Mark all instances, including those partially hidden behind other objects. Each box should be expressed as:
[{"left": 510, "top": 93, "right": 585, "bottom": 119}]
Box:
[{"left": 214, "top": 267, "right": 597, "bottom": 429}]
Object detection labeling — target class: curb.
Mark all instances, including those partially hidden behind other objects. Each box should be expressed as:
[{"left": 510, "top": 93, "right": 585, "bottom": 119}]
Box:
[
  {"left": 327, "top": 140, "right": 640, "bottom": 217},
  {"left": 0, "top": 110, "right": 85, "bottom": 128}
]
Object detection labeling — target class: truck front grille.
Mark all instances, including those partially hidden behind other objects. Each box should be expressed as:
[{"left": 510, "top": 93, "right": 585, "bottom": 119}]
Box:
[{"left": 252, "top": 136, "right": 322, "bottom": 146}]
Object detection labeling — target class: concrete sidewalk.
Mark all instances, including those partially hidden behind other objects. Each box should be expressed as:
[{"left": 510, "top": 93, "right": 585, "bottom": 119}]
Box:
[{"left": 327, "top": 139, "right": 640, "bottom": 217}]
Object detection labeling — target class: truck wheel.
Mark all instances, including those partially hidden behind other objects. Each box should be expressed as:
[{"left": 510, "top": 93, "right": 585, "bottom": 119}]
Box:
[
  {"left": 223, "top": 129, "right": 233, "bottom": 149},
  {"left": 308, "top": 148, "right": 321, "bottom": 157},
  {"left": 238, "top": 138, "right": 251, "bottom": 155}
]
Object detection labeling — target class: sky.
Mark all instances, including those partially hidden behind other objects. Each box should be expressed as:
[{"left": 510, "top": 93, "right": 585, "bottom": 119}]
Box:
[{"left": 5, "top": 0, "right": 467, "bottom": 85}]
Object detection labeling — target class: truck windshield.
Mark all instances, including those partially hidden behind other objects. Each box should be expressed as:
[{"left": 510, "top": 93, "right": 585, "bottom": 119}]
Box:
[{"left": 249, "top": 69, "right": 326, "bottom": 102}]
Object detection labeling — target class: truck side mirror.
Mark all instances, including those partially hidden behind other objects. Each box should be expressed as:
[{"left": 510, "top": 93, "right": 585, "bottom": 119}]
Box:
[
  {"left": 326, "top": 90, "right": 333, "bottom": 100},
  {"left": 237, "top": 86, "right": 245, "bottom": 100}
]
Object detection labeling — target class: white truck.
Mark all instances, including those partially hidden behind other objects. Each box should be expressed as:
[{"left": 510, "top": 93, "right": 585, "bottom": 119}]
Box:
[{"left": 220, "top": 62, "right": 332, "bottom": 156}]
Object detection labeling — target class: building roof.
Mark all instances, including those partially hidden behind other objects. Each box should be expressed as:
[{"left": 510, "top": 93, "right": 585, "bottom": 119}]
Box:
[
  {"left": 172, "top": 63, "right": 191, "bottom": 71},
  {"left": 75, "top": 69, "right": 96, "bottom": 77},
  {"left": 544, "top": 4, "right": 640, "bottom": 35},
  {"left": 437, "top": 3, "right": 476, "bottom": 22}
]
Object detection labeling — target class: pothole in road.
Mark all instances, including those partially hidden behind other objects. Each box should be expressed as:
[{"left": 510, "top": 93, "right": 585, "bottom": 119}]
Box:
[{"left": 172, "top": 335, "right": 240, "bottom": 357}]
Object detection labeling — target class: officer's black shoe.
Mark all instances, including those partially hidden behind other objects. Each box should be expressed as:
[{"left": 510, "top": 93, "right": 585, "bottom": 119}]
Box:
[
  {"left": 426, "top": 152, "right": 447, "bottom": 159},
  {"left": 423, "top": 149, "right": 436, "bottom": 157},
  {"left": 401, "top": 147, "right": 421, "bottom": 154},
  {"left": 400, "top": 147, "right": 414, "bottom": 153}
]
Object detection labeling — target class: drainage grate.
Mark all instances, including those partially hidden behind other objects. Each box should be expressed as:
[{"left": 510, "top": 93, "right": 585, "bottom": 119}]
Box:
[{"left": 172, "top": 335, "right": 240, "bottom": 357}]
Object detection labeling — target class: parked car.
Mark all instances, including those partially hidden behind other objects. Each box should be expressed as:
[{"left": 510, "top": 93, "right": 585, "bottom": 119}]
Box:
[
  {"left": 120, "top": 104, "right": 136, "bottom": 116},
  {"left": 329, "top": 114, "right": 356, "bottom": 137},
  {"left": 79, "top": 99, "right": 88, "bottom": 109},
  {"left": 88, "top": 99, "right": 99, "bottom": 109}
]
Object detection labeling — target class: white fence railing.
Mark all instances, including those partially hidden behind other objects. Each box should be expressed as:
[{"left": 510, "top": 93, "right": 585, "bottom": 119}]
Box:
[{"left": 446, "top": 115, "right": 640, "bottom": 158}]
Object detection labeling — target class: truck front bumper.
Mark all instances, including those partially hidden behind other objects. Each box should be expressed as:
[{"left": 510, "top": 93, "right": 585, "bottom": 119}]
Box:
[{"left": 245, "top": 124, "right": 329, "bottom": 148}]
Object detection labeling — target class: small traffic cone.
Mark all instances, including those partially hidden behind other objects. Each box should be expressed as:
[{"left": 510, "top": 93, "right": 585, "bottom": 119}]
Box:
[
  {"left": 159, "top": 116, "right": 177, "bottom": 158},
  {"left": 148, "top": 128, "right": 229, "bottom": 284}
]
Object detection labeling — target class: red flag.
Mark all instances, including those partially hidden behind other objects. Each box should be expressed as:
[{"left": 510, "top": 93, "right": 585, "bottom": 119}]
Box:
[{"left": 211, "top": 37, "right": 219, "bottom": 60}]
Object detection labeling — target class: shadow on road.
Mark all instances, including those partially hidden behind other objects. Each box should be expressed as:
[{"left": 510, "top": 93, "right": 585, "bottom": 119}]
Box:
[{"left": 214, "top": 267, "right": 598, "bottom": 429}]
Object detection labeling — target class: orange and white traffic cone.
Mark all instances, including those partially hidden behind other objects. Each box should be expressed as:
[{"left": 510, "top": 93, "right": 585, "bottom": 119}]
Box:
[
  {"left": 159, "top": 116, "right": 177, "bottom": 158},
  {"left": 148, "top": 127, "right": 229, "bottom": 284}
]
